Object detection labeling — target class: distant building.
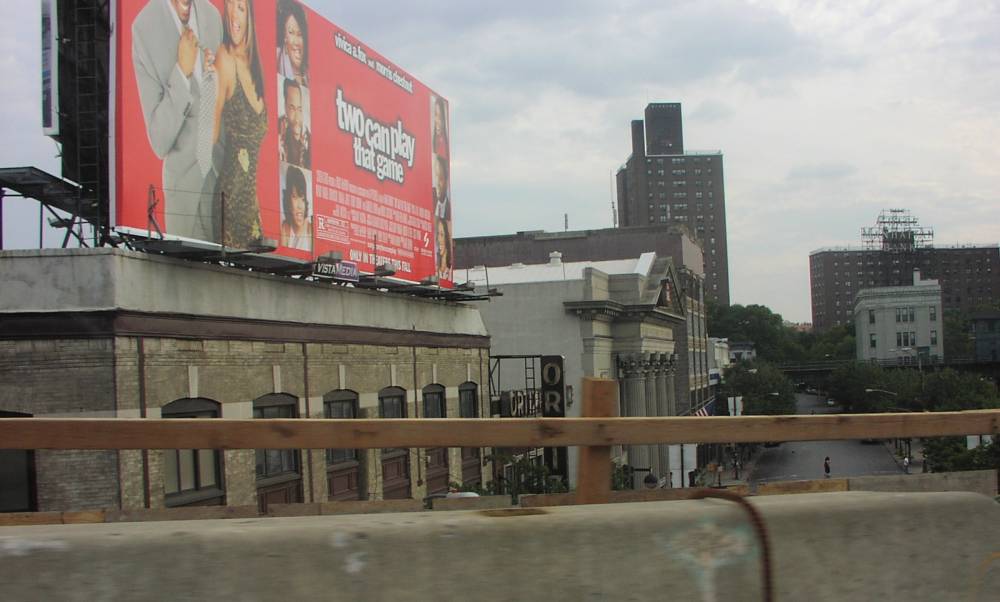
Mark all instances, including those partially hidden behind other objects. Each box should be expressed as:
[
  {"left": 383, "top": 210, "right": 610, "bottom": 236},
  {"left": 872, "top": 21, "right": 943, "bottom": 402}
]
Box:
[
  {"left": 708, "top": 337, "right": 731, "bottom": 389},
  {"left": 969, "top": 311, "right": 1000, "bottom": 362},
  {"left": 810, "top": 209, "right": 1000, "bottom": 331},
  {"left": 468, "top": 251, "right": 710, "bottom": 489},
  {"left": 614, "top": 103, "right": 730, "bottom": 305},
  {"left": 728, "top": 342, "right": 756, "bottom": 363},
  {"left": 854, "top": 269, "right": 944, "bottom": 364}
]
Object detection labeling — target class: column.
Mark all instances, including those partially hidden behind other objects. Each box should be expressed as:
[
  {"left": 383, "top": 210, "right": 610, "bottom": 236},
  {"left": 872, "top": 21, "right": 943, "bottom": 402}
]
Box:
[
  {"left": 644, "top": 354, "right": 660, "bottom": 483},
  {"left": 617, "top": 354, "right": 647, "bottom": 489},
  {"left": 654, "top": 353, "right": 671, "bottom": 479}
]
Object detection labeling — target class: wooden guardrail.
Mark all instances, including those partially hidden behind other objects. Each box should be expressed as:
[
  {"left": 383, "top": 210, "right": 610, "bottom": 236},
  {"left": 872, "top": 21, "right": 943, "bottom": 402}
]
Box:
[{"left": 1, "top": 379, "right": 997, "bottom": 505}]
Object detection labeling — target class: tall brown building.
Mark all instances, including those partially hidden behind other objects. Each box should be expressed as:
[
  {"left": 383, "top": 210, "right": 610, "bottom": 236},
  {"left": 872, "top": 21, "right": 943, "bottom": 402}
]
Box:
[
  {"left": 616, "top": 103, "right": 731, "bottom": 305},
  {"left": 809, "top": 210, "right": 1000, "bottom": 332}
]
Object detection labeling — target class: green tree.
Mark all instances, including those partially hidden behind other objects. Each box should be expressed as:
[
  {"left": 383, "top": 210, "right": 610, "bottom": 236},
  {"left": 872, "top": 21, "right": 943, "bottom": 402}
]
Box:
[
  {"left": 721, "top": 362, "right": 797, "bottom": 415},
  {"left": 707, "top": 302, "right": 803, "bottom": 362},
  {"left": 922, "top": 437, "right": 1000, "bottom": 473}
]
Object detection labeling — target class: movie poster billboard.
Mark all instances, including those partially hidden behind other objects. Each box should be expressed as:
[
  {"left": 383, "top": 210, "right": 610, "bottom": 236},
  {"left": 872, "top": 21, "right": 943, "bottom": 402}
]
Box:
[{"left": 113, "top": 0, "right": 453, "bottom": 285}]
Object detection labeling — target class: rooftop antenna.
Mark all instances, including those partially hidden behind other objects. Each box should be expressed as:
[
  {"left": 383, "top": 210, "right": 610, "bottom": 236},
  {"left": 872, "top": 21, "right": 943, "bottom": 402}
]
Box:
[{"left": 564, "top": 213, "right": 568, "bottom": 232}]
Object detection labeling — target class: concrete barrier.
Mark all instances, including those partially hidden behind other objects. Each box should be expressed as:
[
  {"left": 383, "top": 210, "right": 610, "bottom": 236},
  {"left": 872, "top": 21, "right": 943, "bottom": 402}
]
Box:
[
  {"left": 1, "top": 491, "right": 997, "bottom": 601},
  {"left": 756, "top": 478, "right": 849, "bottom": 496},
  {"left": 849, "top": 469, "right": 998, "bottom": 498}
]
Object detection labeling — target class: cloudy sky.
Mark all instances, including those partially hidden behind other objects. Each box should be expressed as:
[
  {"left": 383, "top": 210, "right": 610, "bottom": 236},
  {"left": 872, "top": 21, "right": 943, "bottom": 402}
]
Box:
[{"left": 1, "top": 0, "right": 998, "bottom": 322}]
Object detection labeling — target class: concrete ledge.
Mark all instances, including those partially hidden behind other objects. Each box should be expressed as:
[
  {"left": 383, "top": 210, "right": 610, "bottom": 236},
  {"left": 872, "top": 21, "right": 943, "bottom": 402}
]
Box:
[
  {"left": 757, "top": 478, "right": 848, "bottom": 496},
  {"left": 849, "top": 469, "right": 998, "bottom": 497},
  {"left": 319, "top": 499, "right": 425, "bottom": 515},
  {"left": 521, "top": 487, "right": 750, "bottom": 507},
  {"left": 104, "top": 506, "right": 259, "bottom": 523},
  {"left": 430, "top": 495, "right": 512, "bottom": 511},
  {"left": 0, "top": 511, "right": 104, "bottom": 527},
  {"left": 0, "top": 492, "right": 997, "bottom": 601}
]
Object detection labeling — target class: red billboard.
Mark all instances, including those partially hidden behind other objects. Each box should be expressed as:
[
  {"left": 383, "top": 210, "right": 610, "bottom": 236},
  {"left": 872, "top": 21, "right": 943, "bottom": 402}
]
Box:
[{"left": 114, "top": 0, "right": 453, "bottom": 285}]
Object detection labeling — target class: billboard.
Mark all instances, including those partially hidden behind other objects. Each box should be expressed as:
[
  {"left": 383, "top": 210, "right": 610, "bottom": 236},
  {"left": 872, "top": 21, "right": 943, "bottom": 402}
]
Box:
[{"left": 114, "top": 0, "right": 453, "bottom": 285}]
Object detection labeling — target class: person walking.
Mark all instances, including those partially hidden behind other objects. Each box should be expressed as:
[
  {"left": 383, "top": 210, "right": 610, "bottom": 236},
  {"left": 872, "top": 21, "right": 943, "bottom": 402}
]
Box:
[
  {"left": 903, "top": 456, "right": 910, "bottom": 474},
  {"left": 824, "top": 456, "right": 831, "bottom": 478}
]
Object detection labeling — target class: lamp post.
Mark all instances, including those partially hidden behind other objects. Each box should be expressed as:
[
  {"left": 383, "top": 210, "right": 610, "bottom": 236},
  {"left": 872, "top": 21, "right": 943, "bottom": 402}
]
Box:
[{"left": 863, "top": 389, "right": 912, "bottom": 460}]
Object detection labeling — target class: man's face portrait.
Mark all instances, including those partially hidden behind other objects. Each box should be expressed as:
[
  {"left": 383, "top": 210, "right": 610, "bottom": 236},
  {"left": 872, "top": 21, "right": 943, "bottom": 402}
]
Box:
[{"left": 285, "top": 85, "right": 303, "bottom": 142}]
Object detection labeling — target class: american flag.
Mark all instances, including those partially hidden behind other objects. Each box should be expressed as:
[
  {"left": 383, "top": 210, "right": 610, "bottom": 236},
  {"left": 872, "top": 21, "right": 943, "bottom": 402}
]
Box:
[{"left": 693, "top": 402, "right": 714, "bottom": 417}]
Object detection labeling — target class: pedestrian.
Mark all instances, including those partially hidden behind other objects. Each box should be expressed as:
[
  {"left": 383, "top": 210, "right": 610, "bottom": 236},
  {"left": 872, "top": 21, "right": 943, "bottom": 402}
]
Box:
[
  {"left": 824, "top": 456, "right": 831, "bottom": 478},
  {"left": 903, "top": 456, "right": 910, "bottom": 474}
]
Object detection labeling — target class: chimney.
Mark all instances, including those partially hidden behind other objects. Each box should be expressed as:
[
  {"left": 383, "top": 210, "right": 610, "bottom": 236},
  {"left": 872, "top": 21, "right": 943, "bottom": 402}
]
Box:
[{"left": 549, "top": 251, "right": 562, "bottom": 266}]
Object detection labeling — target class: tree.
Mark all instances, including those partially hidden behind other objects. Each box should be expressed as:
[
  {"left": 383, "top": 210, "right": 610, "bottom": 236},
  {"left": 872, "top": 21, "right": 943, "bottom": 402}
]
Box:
[
  {"left": 922, "top": 437, "right": 1000, "bottom": 473},
  {"left": 826, "top": 364, "right": 999, "bottom": 413},
  {"left": 707, "top": 302, "right": 803, "bottom": 363},
  {"left": 721, "top": 362, "right": 797, "bottom": 415}
]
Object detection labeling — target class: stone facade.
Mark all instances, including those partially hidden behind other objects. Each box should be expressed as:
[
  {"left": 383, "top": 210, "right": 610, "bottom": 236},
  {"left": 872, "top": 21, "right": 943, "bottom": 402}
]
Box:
[{"left": 0, "top": 249, "right": 491, "bottom": 513}]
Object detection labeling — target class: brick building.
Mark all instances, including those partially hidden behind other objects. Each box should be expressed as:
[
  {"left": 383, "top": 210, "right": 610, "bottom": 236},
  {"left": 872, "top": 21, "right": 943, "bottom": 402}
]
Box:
[
  {"left": 0, "top": 249, "right": 491, "bottom": 513},
  {"left": 615, "top": 103, "right": 731, "bottom": 305}
]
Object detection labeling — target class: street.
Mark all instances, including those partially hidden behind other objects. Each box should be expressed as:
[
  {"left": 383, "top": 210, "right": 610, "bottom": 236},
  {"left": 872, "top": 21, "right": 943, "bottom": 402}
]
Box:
[{"left": 750, "top": 393, "right": 904, "bottom": 483}]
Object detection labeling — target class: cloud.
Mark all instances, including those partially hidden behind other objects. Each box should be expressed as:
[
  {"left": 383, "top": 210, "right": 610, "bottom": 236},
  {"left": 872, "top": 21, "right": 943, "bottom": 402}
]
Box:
[{"left": 786, "top": 162, "right": 857, "bottom": 181}]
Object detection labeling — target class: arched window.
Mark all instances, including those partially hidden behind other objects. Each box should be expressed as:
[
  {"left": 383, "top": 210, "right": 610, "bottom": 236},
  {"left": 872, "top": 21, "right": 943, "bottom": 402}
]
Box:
[
  {"left": 253, "top": 394, "right": 300, "bottom": 480},
  {"left": 325, "top": 390, "right": 358, "bottom": 465},
  {"left": 378, "top": 386, "right": 407, "bottom": 419},
  {"left": 459, "top": 382, "right": 479, "bottom": 418},
  {"left": 378, "top": 387, "right": 410, "bottom": 499},
  {"left": 161, "top": 398, "right": 223, "bottom": 506},
  {"left": 422, "top": 384, "right": 446, "bottom": 418}
]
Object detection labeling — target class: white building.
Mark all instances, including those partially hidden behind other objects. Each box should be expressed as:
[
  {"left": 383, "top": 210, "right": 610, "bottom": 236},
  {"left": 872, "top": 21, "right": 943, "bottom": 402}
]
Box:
[
  {"left": 708, "top": 337, "right": 731, "bottom": 388},
  {"left": 468, "top": 251, "right": 704, "bottom": 488},
  {"left": 854, "top": 269, "right": 944, "bottom": 364}
]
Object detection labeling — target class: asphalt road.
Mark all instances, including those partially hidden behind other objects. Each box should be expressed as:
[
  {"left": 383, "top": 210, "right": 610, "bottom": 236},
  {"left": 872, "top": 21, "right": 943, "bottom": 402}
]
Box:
[{"left": 750, "top": 393, "right": 903, "bottom": 483}]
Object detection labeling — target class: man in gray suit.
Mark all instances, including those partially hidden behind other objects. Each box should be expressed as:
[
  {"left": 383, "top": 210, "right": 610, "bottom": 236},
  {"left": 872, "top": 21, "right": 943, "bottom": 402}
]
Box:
[{"left": 132, "top": 0, "right": 222, "bottom": 242}]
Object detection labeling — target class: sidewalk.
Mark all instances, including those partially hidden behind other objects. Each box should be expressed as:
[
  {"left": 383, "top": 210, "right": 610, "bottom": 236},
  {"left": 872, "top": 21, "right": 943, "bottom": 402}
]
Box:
[
  {"left": 884, "top": 438, "right": 927, "bottom": 473},
  {"left": 719, "top": 445, "right": 763, "bottom": 489}
]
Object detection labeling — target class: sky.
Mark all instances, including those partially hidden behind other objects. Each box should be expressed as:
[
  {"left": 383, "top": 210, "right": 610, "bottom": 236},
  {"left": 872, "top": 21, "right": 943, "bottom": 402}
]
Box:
[{"left": 1, "top": 0, "right": 999, "bottom": 323}]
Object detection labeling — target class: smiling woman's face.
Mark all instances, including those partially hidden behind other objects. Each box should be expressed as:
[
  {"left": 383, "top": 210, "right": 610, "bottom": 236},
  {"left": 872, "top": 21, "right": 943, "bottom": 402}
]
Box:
[
  {"left": 226, "top": 0, "right": 249, "bottom": 46},
  {"left": 283, "top": 14, "right": 304, "bottom": 72}
]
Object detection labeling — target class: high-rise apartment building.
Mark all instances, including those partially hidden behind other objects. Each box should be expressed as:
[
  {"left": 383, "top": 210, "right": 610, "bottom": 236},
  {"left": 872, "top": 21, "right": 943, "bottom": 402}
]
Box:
[
  {"left": 810, "top": 210, "right": 1000, "bottom": 332},
  {"left": 616, "top": 103, "right": 730, "bottom": 305}
]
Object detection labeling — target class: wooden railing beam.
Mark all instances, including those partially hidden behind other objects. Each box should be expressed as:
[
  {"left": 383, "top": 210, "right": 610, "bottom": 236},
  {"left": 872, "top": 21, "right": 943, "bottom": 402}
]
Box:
[{"left": 0, "top": 410, "right": 997, "bottom": 450}]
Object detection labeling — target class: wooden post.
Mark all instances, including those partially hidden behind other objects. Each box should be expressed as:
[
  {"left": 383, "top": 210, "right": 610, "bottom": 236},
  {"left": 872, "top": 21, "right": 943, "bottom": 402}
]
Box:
[{"left": 576, "top": 378, "right": 618, "bottom": 504}]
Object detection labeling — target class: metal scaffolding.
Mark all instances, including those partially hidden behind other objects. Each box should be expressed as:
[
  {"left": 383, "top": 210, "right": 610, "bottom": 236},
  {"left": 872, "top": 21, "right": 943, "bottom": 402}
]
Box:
[{"left": 861, "top": 208, "right": 933, "bottom": 254}]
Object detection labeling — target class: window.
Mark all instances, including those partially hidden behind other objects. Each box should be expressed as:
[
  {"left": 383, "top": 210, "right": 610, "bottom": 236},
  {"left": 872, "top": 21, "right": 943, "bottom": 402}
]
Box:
[
  {"left": 379, "top": 387, "right": 407, "bottom": 420},
  {"left": 930, "top": 306, "right": 937, "bottom": 322},
  {"left": 895, "top": 308, "right": 902, "bottom": 323},
  {"left": 162, "top": 398, "right": 223, "bottom": 506},
  {"left": 325, "top": 390, "right": 359, "bottom": 465},
  {"left": 659, "top": 215, "right": 667, "bottom": 222},
  {"left": 459, "top": 383, "right": 479, "bottom": 418},
  {"left": 896, "top": 332, "right": 902, "bottom": 347},
  {"left": 254, "top": 394, "right": 300, "bottom": 480},
  {"left": 908, "top": 307, "right": 915, "bottom": 322},
  {"left": 870, "top": 334, "right": 877, "bottom": 349},
  {"left": 930, "top": 330, "right": 938, "bottom": 346},
  {"left": 869, "top": 309, "right": 875, "bottom": 325},
  {"left": 423, "top": 384, "right": 446, "bottom": 418},
  {"left": 0, "top": 411, "right": 36, "bottom": 512}
]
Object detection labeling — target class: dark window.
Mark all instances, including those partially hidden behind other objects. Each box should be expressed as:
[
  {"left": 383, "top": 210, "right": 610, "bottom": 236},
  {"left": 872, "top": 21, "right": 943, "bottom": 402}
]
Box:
[
  {"left": 162, "top": 398, "right": 224, "bottom": 506},
  {"left": 459, "top": 383, "right": 479, "bottom": 418},
  {"left": 423, "top": 384, "right": 446, "bottom": 418},
  {"left": 869, "top": 309, "right": 875, "bottom": 324},
  {"left": 929, "top": 306, "right": 937, "bottom": 322},
  {"left": 0, "top": 411, "right": 37, "bottom": 512},
  {"left": 379, "top": 387, "right": 408, "bottom": 454},
  {"left": 253, "top": 394, "right": 300, "bottom": 480},
  {"left": 325, "top": 390, "right": 359, "bottom": 464},
  {"left": 870, "top": 334, "right": 877, "bottom": 349}
]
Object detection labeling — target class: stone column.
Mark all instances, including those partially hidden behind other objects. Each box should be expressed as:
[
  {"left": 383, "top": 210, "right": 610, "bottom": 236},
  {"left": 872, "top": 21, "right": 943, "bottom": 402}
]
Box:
[
  {"left": 654, "top": 353, "right": 671, "bottom": 479},
  {"left": 618, "top": 354, "right": 647, "bottom": 489},
  {"left": 644, "top": 354, "right": 660, "bottom": 483}
]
